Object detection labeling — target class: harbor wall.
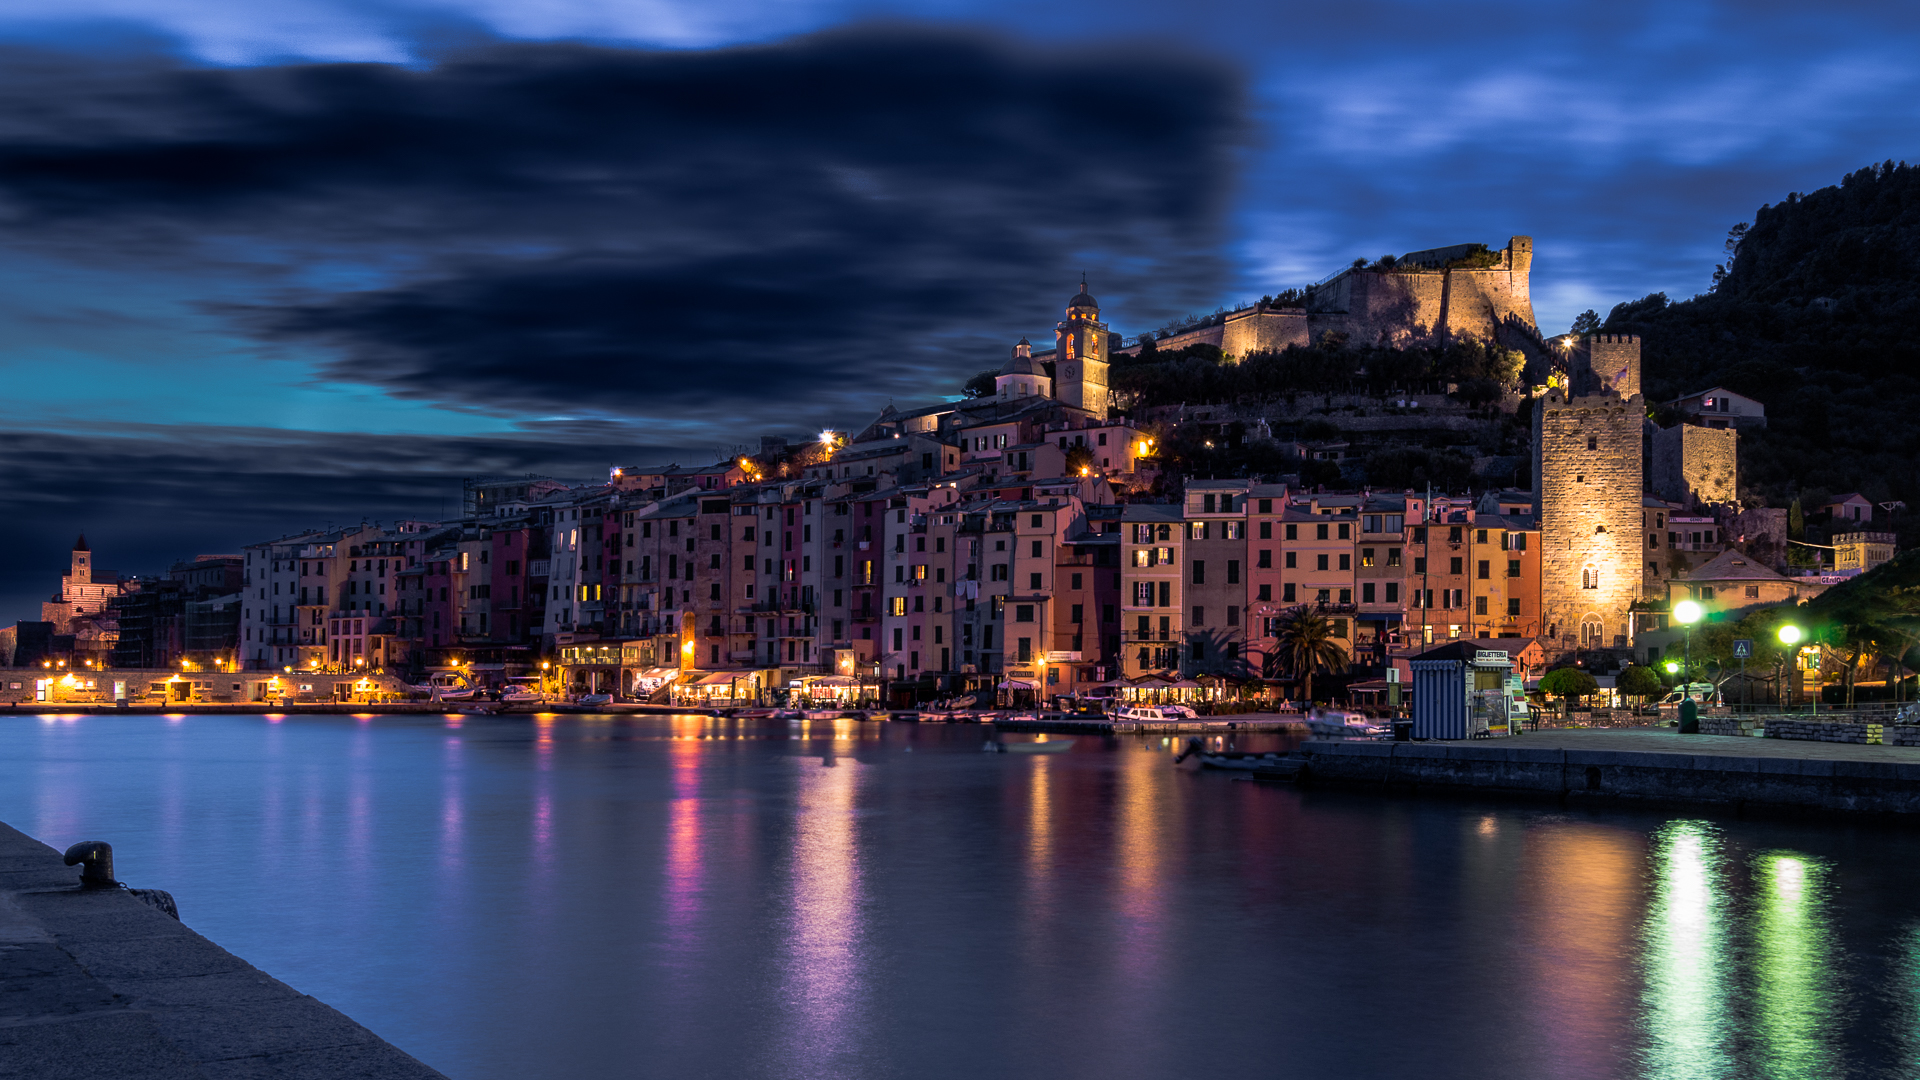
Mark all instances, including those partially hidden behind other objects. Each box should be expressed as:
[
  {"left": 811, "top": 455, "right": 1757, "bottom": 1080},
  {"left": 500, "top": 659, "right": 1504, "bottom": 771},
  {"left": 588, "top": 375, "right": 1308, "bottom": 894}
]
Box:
[
  {"left": 1300, "top": 740, "right": 1920, "bottom": 814},
  {"left": 0, "top": 821, "right": 446, "bottom": 1078}
]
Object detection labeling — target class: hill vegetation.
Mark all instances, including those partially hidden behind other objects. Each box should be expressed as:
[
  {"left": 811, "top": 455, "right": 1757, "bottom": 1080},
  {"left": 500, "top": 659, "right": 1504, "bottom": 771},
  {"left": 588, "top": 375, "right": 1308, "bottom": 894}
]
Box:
[{"left": 1600, "top": 160, "right": 1920, "bottom": 511}]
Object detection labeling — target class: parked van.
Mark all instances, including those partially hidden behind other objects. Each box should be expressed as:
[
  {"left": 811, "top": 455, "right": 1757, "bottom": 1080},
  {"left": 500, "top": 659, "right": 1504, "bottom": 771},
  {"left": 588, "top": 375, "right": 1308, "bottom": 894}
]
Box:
[{"left": 1658, "top": 683, "right": 1722, "bottom": 707}]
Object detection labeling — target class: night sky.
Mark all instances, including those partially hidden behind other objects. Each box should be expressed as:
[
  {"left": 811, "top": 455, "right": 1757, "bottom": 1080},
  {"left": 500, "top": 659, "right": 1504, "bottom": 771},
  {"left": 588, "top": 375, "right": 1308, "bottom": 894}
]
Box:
[{"left": 0, "top": 0, "right": 1914, "bottom": 617}]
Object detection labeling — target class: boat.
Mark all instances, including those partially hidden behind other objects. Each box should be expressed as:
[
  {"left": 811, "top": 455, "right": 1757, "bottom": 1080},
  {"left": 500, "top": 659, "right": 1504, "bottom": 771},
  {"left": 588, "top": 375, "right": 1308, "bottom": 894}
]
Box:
[
  {"left": 1005, "top": 738, "right": 1074, "bottom": 754},
  {"left": 576, "top": 693, "right": 613, "bottom": 708},
  {"left": 1108, "top": 703, "right": 1194, "bottom": 724},
  {"left": 1303, "top": 709, "right": 1388, "bottom": 738},
  {"left": 1171, "top": 737, "right": 1294, "bottom": 771},
  {"left": 803, "top": 709, "right": 845, "bottom": 720},
  {"left": 499, "top": 687, "right": 545, "bottom": 705}
]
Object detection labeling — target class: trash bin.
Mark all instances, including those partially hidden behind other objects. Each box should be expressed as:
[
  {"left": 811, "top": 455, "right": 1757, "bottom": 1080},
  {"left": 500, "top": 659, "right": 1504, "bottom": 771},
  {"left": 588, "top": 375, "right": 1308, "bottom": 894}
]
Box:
[
  {"left": 1393, "top": 720, "right": 1413, "bottom": 742},
  {"left": 1677, "top": 699, "right": 1699, "bottom": 734}
]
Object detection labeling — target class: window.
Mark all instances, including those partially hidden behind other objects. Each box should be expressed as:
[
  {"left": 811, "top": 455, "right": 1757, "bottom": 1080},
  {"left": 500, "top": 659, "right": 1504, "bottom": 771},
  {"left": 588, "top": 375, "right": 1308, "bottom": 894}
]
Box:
[
  {"left": 1581, "top": 566, "right": 1598, "bottom": 589},
  {"left": 1192, "top": 606, "right": 1205, "bottom": 626},
  {"left": 1475, "top": 596, "right": 1488, "bottom": 616},
  {"left": 1071, "top": 573, "right": 1082, "bottom": 590},
  {"left": 1580, "top": 616, "right": 1603, "bottom": 645},
  {"left": 1338, "top": 524, "right": 1350, "bottom": 540},
  {"left": 1508, "top": 598, "right": 1521, "bottom": 616},
  {"left": 1257, "top": 585, "right": 1272, "bottom": 601},
  {"left": 1387, "top": 548, "right": 1402, "bottom": 567},
  {"left": 1316, "top": 523, "right": 1329, "bottom": 540},
  {"left": 1189, "top": 522, "right": 1207, "bottom": 540},
  {"left": 1259, "top": 521, "right": 1272, "bottom": 540},
  {"left": 1414, "top": 557, "right": 1427, "bottom": 574},
  {"left": 1449, "top": 557, "right": 1463, "bottom": 575},
  {"left": 1286, "top": 552, "right": 1297, "bottom": 569},
  {"left": 1316, "top": 554, "right": 1328, "bottom": 571},
  {"left": 1282, "top": 583, "right": 1296, "bottom": 602},
  {"left": 1745, "top": 585, "right": 1760, "bottom": 598},
  {"left": 1227, "top": 606, "right": 1239, "bottom": 626},
  {"left": 1587, "top": 435, "right": 1598, "bottom": 450},
  {"left": 889, "top": 596, "right": 907, "bottom": 616},
  {"left": 1030, "top": 539, "right": 1043, "bottom": 557},
  {"left": 1508, "top": 560, "right": 1521, "bottom": 578},
  {"left": 1362, "top": 582, "right": 1376, "bottom": 604},
  {"left": 1134, "top": 582, "right": 1155, "bottom": 606},
  {"left": 1226, "top": 560, "right": 1239, "bottom": 585},
  {"left": 1192, "top": 560, "right": 1205, "bottom": 585},
  {"left": 1029, "top": 572, "right": 1042, "bottom": 590},
  {"left": 1286, "top": 524, "right": 1298, "bottom": 540},
  {"left": 1361, "top": 548, "right": 1374, "bottom": 567},
  {"left": 1477, "top": 560, "right": 1489, "bottom": 579},
  {"left": 1385, "top": 583, "right": 1399, "bottom": 603},
  {"left": 1258, "top": 549, "right": 1272, "bottom": 568},
  {"left": 1338, "top": 554, "right": 1350, "bottom": 570}
]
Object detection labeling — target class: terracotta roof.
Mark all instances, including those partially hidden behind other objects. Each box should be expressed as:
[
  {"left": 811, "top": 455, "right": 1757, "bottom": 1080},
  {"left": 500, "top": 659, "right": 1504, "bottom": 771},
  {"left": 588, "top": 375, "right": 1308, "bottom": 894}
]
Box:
[{"left": 1681, "top": 549, "right": 1791, "bottom": 583}]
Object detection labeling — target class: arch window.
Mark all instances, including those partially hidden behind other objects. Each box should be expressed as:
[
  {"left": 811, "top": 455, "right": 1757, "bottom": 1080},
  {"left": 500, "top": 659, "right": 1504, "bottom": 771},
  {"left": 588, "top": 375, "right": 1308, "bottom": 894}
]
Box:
[
  {"left": 1064, "top": 337, "right": 1076, "bottom": 360},
  {"left": 1581, "top": 566, "right": 1598, "bottom": 590},
  {"left": 1580, "top": 616, "right": 1604, "bottom": 645}
]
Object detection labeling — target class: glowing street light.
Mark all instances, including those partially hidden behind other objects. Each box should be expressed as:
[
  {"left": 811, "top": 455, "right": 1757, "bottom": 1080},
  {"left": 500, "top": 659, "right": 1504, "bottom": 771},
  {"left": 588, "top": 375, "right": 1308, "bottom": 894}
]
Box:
[
  {"left": 1671, "top": 599, "right": 1704, "bottom": 732},
  {"left": 1777, "top": 624, "right": 1802, "bottom": 645}
]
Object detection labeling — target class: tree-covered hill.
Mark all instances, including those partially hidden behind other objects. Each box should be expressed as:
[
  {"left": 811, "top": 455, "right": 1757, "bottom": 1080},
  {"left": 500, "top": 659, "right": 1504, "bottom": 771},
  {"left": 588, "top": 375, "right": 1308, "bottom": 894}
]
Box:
[{"left": 1600, "top": 160, "right": 1920, "bottom": 510}]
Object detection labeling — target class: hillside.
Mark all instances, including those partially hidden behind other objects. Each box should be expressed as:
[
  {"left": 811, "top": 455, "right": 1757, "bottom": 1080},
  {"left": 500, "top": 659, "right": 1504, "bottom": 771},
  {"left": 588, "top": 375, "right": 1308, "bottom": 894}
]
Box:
[{"left": 1600, "top": 160, "right": 1920, "bottom": 510}]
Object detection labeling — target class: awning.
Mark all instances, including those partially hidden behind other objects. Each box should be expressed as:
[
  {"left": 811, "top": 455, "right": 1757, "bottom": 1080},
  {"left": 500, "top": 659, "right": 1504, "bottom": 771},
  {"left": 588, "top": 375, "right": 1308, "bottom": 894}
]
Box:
[
  {"left": 1347, "top": 679, "right": 1392, "bottom": 692},
  {"left": 805, "top": 675, "right": 857, "bottom": 687},
  {"left": 638, "top": 667, "right": 677, "bottom": 680},
  {"left": 693, "top": 672, "right": 740, "bottom": 686},
  {"left": 1169, "top": 679, "right": 1203, "bottom": 689},
  {"left": 997, "top": 678, "right": 1038, "bottom": 689}
]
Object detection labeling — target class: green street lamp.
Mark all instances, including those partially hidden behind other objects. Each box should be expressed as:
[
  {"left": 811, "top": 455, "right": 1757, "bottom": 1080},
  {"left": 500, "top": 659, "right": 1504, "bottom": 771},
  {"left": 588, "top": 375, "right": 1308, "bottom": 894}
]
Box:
[
  {"left": 1664, "top": 660, "right": 1680, "bottom": 675},
  {"left": 1672, "top": 600, "right": 1704, "bottom": 733},
  {"left": 1777, "top": 624, "right": 1804, "bottom": 712}
]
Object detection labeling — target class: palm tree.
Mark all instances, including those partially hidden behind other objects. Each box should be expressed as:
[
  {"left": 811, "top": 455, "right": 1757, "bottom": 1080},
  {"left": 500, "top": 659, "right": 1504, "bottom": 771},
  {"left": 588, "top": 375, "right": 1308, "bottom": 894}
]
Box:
[{"left": 1273, "top": 606, "right": 1350, "bottom": 704}]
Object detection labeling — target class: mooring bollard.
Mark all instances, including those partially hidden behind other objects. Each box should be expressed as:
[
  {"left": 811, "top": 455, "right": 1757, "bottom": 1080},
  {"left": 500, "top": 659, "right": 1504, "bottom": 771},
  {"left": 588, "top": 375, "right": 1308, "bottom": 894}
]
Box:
[
  {"left": 61, "top": 840, "right": 179, "bottom": 920},
  {"left": 63, "top": 840, "right": 117, "bottom": 887}
]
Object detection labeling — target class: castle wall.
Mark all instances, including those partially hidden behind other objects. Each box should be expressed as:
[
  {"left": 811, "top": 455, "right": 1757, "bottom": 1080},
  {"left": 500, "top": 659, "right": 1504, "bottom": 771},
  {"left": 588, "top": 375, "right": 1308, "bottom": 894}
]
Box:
[
  {"left": 1652, "top": 423, "right": 1738, "bottom": 509},
  {"left": 1535, "top": 390, "right": 1645, "bottom": 652},
  {"left": 1221, "top": 307, "right": 1310, "bottom": 357},
  {"left": 1309, "top": 236, "right": 1538, "bottom": 349}
]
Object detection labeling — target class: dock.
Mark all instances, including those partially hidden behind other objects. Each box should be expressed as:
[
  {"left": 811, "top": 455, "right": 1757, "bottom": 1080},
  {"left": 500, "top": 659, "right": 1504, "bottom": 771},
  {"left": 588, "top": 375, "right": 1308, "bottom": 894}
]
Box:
[
  {"left": 0, "top": 822, "right": 445, "bottom": 1078},
  {"left": 1288, "top": 729, "right": 1920, "bottom": 815}
]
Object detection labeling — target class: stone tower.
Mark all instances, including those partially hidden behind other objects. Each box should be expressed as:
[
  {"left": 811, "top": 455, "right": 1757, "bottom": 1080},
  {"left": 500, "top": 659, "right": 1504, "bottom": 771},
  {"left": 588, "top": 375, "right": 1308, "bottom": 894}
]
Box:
[
  {"left": 1586, "top": 334, "right": 1641, "bottom": 397},
  {"left": 70, "top": 534, "right": 91, "bottom": 587},
  {"left": 1535, "top": 383, "right": 1644, "bottom": 653},
  {"left": 1054, "top": 278, "right": 1110, "bottom": 417}
]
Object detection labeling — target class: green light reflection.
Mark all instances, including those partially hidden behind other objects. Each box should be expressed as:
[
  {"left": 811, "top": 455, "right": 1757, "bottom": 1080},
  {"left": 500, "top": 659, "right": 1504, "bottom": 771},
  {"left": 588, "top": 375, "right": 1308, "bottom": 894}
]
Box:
[
  {"left": 1751, "top": 852, "right": 1839, "bottom": 1080},
  {"left": 1640, "top": 821, "right": 1735, "bottom": 1080}
]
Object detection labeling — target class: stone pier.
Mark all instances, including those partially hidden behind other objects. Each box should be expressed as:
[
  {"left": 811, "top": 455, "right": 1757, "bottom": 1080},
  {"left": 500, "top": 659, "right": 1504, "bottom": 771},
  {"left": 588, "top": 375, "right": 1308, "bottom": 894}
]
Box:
[
  {"left": 0, "top": 822, "right": 446, "bottom": 1079},
  {"left": 1294, "top": 730, "right": 1920, "bottom": 815}
]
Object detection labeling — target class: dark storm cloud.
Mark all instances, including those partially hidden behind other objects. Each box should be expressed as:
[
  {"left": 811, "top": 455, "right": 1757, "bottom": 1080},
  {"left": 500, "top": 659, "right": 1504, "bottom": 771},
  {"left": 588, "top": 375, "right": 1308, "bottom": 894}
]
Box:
[
  {"left": 0, "top": 30, "right": 1245, "bottom": 417},
  {"left": 0, "top": 424, "right": 666, "bottom": 619}
]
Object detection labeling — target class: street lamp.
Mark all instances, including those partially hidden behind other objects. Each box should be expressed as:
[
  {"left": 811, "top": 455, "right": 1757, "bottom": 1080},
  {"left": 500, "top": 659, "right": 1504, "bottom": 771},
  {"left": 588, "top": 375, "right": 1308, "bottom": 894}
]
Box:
[
  {"left": 1672, "top": 600, "right": 1704, "bottom": 733},
  {"left": 1777, "top": 624, "right": 1804, "bottom": 712}
]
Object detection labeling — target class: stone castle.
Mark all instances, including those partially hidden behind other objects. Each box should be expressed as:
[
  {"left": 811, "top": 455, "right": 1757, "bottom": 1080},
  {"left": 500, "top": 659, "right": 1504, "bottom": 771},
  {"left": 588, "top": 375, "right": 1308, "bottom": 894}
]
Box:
[{"left": 1102, "top": 236, "right": 1541, "bottom": 361}]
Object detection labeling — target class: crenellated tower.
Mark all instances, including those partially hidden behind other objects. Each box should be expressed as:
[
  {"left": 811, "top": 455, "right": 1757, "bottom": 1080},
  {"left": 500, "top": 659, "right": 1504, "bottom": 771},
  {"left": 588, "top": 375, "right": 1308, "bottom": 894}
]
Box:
[{"left": 1534, "top": 382, "right": 1644, "bottom": 654}]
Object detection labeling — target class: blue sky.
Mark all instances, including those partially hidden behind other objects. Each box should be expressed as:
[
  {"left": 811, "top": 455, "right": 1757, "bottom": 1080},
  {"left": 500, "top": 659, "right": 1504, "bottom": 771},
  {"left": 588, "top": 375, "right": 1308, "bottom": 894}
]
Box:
[{"left": 0, "top": 0, "right": 1915, "bottom": 614}]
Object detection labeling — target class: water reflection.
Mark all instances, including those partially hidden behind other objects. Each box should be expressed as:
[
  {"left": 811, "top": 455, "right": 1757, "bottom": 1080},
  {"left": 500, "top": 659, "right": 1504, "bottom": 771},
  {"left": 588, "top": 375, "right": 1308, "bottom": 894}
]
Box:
[
  {"left": 1750, "top": 852, "right": 1839, "bottom": 1080},
  {"left": 1640, "top": 821, "right": 1735, "bottom": 1080},
  {"left": 773, "top": 747, "right": 864, "bottom": 1078}
]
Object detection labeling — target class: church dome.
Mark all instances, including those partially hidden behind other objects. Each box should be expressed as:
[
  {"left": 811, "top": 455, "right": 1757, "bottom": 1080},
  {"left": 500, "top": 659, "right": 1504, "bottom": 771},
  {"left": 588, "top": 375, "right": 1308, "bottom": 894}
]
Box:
[
  {"left": 1000, "top": 351, "right": 1040, "bottom": 377},
  {"left": 1067, "top": 277, "right": 1098, "bottom": 312}
]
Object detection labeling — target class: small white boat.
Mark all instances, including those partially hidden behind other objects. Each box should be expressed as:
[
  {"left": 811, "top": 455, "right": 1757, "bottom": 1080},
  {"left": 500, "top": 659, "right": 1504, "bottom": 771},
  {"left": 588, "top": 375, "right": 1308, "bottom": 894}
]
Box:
[
  {"left": 576, "top": 693, "right": 613, "bottom": 708},
  {"left": 803, "top": 710, "right": 845, "bottom": 720},
  {"left": 500, "top": 687, "right": 545, "bottom": 704},
  {"left": 1303, "top": 709, "right": 1388, "bottom": 738},
  {"left": 1108, "top": 704, "right": 1192, "bottom": 724}
]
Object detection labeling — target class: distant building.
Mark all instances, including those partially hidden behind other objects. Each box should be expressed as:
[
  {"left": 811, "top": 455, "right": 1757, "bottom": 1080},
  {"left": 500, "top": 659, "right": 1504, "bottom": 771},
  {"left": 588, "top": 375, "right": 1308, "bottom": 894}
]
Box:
[
  {"left": 1667, "top": 386, "right": 1766, "bottom": 430},
  {"left": 1823, "top": 493, "right": 1875, "bottom": 524}
]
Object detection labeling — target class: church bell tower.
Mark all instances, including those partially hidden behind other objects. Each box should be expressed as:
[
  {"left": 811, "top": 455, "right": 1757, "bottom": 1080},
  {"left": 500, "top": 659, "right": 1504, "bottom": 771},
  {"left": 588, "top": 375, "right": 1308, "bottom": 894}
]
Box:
[{"left": 1054, "top": 278, "right": 1110, "bottom": 418}]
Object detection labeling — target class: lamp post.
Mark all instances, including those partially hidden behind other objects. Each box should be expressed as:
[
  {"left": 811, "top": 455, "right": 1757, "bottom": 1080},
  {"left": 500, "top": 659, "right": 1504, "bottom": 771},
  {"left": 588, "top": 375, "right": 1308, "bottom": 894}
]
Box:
[
  {"left": 1777, "top": 624, "right": 1804, "bottom": 712},
  {"left": 1672, "top": 600, "right": 1703, "bottom": 733}
]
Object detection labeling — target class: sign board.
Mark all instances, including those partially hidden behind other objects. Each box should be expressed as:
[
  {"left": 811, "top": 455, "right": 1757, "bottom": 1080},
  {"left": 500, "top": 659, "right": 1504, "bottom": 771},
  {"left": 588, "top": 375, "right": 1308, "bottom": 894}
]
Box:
[
  {"left": 1386, "top": 667, "right": 1400, "bottom": 684},
  {"left": 1045, "top": 651, "right": 1083, "bottom": 663},
  {"left": 1473, "top": 650, "right": 1511, "bottom": 665},
  {"left": 1505, "top": 675, "right": 1529, "bottom": 718},
  {"left": 1732, "top": 638, "right": 1753, "bottom": 659}
]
